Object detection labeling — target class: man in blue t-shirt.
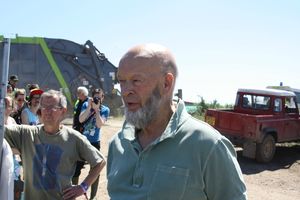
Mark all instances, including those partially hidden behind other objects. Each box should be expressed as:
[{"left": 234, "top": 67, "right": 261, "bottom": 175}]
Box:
[{"left": 76, "top": 88, "right": 110, "bottom": 200}]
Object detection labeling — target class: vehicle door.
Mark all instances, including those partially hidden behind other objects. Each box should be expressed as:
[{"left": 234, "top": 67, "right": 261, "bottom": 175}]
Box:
[{"left": 283, "top": 96, "right": 300, "bottom": 141}]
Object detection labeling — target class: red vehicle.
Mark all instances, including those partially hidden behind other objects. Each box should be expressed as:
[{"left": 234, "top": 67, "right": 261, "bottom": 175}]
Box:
[{"left": 205, "top": 88, "right": 300, "bottom": 163}]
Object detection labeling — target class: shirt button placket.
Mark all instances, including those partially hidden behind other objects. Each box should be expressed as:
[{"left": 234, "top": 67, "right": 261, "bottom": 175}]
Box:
[{"left": 132, "top": 154, "right": 144, "bottom": 188}]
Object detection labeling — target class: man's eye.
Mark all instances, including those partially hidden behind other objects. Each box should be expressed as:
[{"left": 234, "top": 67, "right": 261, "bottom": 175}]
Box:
[{"left": 133, "top": 79, "right": 142, "bottom": 84}]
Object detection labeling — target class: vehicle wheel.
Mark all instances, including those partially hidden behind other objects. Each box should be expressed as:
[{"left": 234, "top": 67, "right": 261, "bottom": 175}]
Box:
[{"left": 256, "top": 135, "right": 276, "bottom": 163}]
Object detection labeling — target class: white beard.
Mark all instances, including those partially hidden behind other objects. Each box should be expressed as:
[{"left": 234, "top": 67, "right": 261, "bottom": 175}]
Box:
[{"left": 125, "top": 87, "right": 161, "bottom": 129}]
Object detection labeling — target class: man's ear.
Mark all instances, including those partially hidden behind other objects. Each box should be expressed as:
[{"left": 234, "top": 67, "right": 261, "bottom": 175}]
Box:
[
  {"left": 62, "top": 107, "right": 67, "bottom": 115},
  {"left": 163, "top": 72, "right": 175, "bottom": 92}
]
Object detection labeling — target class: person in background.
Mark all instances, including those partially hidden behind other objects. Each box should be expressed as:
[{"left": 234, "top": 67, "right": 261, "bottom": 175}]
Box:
[
  {"left": 4, "top": 96, "right": 24, "bottom": 200},
  {"left": 5, "top": 89, "right": 106, "bottom": 199},
  {"left": 73, "top": 86, "right": 89, "bottom": 133},
  {"left": 8, "top": 75, "right": 19, "bottom": 91},
  {"left": 26, "top": 83, "right": 40, "bottom": 101},
  {"left": 107, "top": 43, "right": 247, "bottom": 200},
  {"left": 4, "top": 96, "right": 17, "bottom": 125},
  {"left": 21, "top": 88, "right": 43, "bottom": 125},
  {"left": 0, "top": 139, "right": 14, "bottom": 200},
  {"left": 73, "top": 88, "right": 110, "bottom": 200},
  {"left": 72, "top": 86, "right": 90, "bottom": 186},
  {"left": 11, "top": 89, "right": 27, "bottom": 124},
  {"left": 7, "top": 84, "right": 13, "bottom": 97}
]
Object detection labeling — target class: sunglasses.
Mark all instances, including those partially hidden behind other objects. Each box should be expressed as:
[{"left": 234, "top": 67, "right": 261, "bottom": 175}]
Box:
[{"left": 32, "top": 96, "right": 41, "bottom": 100}]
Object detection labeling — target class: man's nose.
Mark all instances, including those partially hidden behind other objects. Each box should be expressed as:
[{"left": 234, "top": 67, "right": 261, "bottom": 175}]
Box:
[{"left": 121, "top": 83, "right": 134, "bottom": 97}]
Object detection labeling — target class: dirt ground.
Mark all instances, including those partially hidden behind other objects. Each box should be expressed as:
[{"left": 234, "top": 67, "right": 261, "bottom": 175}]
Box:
[{"left": 74, "top": 117, "right": 300, "bottom": 200}]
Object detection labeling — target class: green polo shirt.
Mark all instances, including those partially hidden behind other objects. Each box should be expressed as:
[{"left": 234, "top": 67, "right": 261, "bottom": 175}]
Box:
[{"left": 107, "top": 100, "right": 247, "bottom": 200}]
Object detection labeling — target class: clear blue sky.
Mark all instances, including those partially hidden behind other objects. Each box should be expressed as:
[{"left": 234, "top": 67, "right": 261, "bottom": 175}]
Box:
[{"left": 1, "top": 0, "right": 299, "bottom": 104}]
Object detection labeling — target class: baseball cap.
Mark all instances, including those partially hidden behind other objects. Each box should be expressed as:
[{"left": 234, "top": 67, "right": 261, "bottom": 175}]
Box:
[
  {"left": 30, "top": 88, "right": 44, "bottom": 96},
  {"left": 9, "top": 75, "right": 19, "bottom": 81}
]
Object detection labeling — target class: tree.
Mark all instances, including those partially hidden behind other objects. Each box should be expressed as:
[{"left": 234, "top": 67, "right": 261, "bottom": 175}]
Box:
[{"left": 191, "top": 98, "right": 233, "bottom": 120}]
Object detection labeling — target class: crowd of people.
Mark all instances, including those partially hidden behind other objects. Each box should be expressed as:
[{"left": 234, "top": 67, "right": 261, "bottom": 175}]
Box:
[
  {"left": 3, "top": 76, "right": 44, "bottom": 200},
  {"left": 2, "top": 75, "right": 108, "bottom": 200},
  {"left": 1, "top": 43, "right": 248, "bottom": 200}
]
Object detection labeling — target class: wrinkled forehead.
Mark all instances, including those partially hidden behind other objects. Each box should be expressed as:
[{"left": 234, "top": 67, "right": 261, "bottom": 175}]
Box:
[
  {"left": 118, "top": 56, "right": 162, "bottom": 77},
  {"left": 41, "top": 95, "right": 59, "bottom": 105}
]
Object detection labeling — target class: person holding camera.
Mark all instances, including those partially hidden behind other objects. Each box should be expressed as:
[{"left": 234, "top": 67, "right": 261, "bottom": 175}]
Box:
[{"left": 75, "top": 88, "right": 110, "bottom": 200}]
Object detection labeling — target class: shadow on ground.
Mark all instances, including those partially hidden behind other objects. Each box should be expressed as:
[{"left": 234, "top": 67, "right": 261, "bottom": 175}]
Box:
[{"left": 237, "top": 143, "right": 300, "bottom": 175}]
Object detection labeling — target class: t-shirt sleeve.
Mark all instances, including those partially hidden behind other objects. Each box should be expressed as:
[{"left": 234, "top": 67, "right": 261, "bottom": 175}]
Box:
[
  {"left": 203, "top": 137, "right": 247, "bottom": 200},
  {"left": 101, "top": 106, "right": 110, "bottom": 121},
  {"left": 80, "top": 101, "right": 88, "bottom": 113},
  {"left": 4, "top": 125, "right": 23, "bottom": 151},
  {"left": 77, "top": 135, "right": 105, "bottom": 167}
]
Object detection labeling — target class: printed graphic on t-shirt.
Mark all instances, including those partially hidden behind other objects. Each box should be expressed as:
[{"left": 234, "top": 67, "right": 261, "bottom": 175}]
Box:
[
  {"left": 33, "top": 143, "right": 63, "bottom": 190},
  {"left": 83, "top": 118, "right": 97, "bottom": 137}
]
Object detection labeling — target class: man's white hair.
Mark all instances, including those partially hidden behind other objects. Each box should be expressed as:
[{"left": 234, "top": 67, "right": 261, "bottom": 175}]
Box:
[{"left": 77, "top": 86, "right": 89, "bottom": 97}]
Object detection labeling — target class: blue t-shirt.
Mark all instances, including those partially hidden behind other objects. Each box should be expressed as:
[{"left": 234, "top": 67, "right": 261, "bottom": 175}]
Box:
[
  {"left": 81, "top": 102, "right": 110, "bottom": 143},
  {"left": 23, "top": 107, "right": 39, "bottom": 125}
]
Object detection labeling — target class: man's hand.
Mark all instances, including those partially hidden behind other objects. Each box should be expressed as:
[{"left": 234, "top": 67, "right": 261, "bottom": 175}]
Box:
[
  {"left": 63, "top": 185, "right": 86, "bottom": 200},
  {"left": 91, "top": 99, "right": 101, "bottom": 111}
]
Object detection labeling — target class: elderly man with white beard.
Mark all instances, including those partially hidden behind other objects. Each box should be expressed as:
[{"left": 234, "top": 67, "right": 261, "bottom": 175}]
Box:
[{"left": 106, "top": 44, "right": 247, "bottom": 200}]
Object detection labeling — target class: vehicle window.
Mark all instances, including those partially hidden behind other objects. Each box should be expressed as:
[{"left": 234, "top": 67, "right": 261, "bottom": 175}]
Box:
[
  {"left": 254, "top": 95, "right": 270, "bottom": 110},
  {"left": 294, "top": 92, "right": 300, "bottom": 102},
  {"left": 285, "top": 97, "right": 297, "bottom": 113},
  {"left": 242, "top": 94, "right": 270, "bottom": 110},
  {"left": 274, "top": 98, "right": 282, "bottom": 112},
  {"left": 242, "top": 95, "right": 251, "bottom": 108},
  {"left": 293, "top": 92, "right": 300, "bottom": 110}
]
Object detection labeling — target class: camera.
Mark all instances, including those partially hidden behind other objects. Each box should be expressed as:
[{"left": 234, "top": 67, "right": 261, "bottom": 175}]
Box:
[{"left": 93, "top": 97, "right": 101, "bottom": 104}]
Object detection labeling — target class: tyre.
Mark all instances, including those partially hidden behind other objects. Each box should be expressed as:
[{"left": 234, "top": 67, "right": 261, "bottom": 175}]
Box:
[{"left": 256, "top": 134, "right": 276, "bottom": 163}]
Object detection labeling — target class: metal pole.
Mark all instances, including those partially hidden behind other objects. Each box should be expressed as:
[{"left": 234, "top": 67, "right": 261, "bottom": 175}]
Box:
[{"left": 0, "top": 38, "right": 11, "bottom": 155}]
